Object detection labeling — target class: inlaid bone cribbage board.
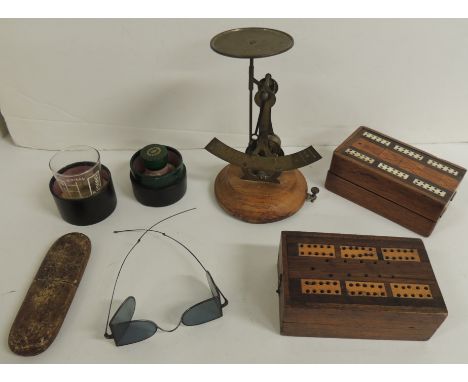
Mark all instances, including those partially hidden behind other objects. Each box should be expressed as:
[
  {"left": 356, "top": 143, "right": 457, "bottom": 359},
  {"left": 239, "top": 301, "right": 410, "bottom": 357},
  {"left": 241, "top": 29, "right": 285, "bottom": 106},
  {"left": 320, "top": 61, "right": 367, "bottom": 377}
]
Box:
[
  {"left": 325, "top": 126, "right": 466, "bottom": 236},
  {"left": 277, "top": 231, "right": 447, "bottom": 340}
]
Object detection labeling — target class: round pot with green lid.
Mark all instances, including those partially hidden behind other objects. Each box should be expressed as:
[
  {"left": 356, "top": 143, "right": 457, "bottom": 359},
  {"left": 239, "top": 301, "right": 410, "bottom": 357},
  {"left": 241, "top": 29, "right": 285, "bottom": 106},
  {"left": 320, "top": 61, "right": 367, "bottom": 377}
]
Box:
[{"left": 130, "top": 144, "right": 187, "bottom": 206}]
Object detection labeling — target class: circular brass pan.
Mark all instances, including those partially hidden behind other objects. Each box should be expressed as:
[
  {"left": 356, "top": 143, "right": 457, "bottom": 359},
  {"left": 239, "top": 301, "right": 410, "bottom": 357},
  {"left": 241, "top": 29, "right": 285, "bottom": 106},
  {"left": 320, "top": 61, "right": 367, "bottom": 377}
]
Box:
[{"left": 210, "top": 27, "right": 294, "bottom": 59}]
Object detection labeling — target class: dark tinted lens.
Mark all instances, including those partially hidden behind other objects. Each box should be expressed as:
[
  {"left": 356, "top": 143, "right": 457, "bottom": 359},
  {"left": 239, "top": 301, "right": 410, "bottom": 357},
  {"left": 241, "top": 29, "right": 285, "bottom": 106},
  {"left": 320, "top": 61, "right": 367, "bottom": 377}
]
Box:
[
  {"left": 110, "top": 296, "right": 136, "bottom": 325},
  {"left": 111, "top": 320, "right": 158, "bottom": 346},
  {"left": 182, "top": 298, "right": 222, "bottom": 326},
  {"left": 109, "top": 297, "right": 157, "bottom": 346},
  {"left": 206, "top": 271, "right": 219, "bottom": 298}
]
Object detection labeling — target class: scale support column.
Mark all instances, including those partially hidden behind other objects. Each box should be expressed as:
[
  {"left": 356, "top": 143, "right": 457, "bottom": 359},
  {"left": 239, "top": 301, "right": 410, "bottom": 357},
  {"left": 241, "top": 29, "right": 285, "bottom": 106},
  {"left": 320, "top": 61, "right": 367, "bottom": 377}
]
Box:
[{"left": 249, "top": 58, "right": 254, "bottom": 140}]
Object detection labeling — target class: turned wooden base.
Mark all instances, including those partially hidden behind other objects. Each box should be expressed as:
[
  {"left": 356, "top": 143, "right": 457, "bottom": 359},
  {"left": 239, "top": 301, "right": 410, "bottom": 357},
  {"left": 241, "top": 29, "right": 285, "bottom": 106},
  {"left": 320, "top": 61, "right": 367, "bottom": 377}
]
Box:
[{"left": 214, "top": 164, "right": 308, "bottom": 223}]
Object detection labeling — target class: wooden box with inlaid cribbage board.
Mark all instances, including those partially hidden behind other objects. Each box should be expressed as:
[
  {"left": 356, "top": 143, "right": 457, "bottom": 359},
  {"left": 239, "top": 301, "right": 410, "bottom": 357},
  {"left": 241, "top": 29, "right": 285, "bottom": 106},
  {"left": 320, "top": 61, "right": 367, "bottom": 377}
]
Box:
[
  {"left": 277, "top": 231, "right": 447, "bottom": 340},
  {"left": 325, "top": 126, "right": 466, "bottom": 236}
]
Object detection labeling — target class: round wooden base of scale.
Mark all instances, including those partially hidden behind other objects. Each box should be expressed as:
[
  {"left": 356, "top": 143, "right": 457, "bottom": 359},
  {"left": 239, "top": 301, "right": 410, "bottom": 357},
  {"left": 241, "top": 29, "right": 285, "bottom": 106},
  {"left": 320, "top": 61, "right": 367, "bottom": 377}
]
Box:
[{"left": 214, "top": 164, "right": 308, "bottom": 223}]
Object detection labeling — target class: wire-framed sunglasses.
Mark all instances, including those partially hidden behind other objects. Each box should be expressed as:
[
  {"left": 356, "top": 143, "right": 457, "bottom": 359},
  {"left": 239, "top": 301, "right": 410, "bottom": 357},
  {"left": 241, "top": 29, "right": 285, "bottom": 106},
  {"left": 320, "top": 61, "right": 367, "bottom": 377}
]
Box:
[{"left": 104, "top": 208, "right": 228, "bottom": 346}]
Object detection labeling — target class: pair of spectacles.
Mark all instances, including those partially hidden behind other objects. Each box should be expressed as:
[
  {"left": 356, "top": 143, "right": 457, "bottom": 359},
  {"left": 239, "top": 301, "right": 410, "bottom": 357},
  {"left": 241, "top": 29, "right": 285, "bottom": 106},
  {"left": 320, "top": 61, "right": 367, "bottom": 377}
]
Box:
[{"left": 104, "top": 209, "right": 228, "bottom": 346}]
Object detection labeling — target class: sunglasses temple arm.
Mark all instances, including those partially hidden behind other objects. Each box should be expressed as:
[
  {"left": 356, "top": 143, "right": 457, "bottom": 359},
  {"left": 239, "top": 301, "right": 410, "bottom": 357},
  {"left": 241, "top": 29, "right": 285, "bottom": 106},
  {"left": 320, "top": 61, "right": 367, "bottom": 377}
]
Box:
[
  {"left": 218, "top": 287, "right": 229, "bottom": 308},
  {"left": 160, "top": 231, "right": 209, "bottom": 273},
  {"left": 113, "top": 230, "right": 230, "bottom": 309},
  {"left": 113, "top": 229, "right": 209, "bottom": 274},
  {"left": 104, "top": 208, "right": 197, "bottom": 338},
  {"left": 103, "top": 237, "right": 142, "bottom": 339}
]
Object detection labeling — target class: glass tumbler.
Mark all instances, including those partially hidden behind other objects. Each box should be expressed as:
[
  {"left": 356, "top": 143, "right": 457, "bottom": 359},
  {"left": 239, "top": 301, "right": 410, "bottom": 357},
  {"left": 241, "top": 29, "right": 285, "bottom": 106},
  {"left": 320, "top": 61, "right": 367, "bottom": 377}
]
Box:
[{"left": 49, "top": 145, "right": 103, "bottom": 199}]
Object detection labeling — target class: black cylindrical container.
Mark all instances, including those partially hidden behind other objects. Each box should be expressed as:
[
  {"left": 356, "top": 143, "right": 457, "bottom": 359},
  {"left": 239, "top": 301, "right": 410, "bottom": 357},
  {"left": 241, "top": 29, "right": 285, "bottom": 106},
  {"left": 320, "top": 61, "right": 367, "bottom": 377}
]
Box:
[
  {"left": 130, "top": 145, "right": 187, "bottom": 207},
  {"left": 49, "top": 164, "right": 117, "bottom": 225}
]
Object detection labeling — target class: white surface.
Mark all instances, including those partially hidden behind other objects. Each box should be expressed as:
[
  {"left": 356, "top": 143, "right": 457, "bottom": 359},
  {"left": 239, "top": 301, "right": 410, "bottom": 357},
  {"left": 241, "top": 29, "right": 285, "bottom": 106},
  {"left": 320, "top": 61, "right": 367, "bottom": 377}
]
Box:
[
  {"left": 1, "top": 19, "right": 468, "bottom": 150},
  {"left": 0, "top": 136, "right": 467, "bottom": 363}
]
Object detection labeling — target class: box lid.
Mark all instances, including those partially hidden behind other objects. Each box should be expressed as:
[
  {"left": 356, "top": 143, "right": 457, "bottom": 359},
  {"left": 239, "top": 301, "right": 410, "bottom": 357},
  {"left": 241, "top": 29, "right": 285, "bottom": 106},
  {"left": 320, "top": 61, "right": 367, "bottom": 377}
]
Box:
[
  {"left": 329, "top": 126, "right": 466, "bottom": 221},
  {"left": 279, "top": 231, "right": 447, "bottom": 318}
]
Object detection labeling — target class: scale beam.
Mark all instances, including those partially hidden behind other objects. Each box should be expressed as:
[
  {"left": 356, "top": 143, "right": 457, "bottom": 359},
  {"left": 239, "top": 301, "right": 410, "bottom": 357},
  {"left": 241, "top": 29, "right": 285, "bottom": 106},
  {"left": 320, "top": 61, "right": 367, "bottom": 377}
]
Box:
[{"left": 205, "top": 138, "right": 322, "bottom": 172}]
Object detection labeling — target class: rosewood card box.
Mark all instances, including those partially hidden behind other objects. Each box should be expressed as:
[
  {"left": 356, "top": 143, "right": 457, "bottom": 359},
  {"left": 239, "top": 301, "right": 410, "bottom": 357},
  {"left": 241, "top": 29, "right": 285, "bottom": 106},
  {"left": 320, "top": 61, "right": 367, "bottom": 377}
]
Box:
[
  {"left": 325, "top": 126, "right": 466, "bottom": 236},
  {"left": 277, "top": 231, "right": 447, "bottom": 341}
]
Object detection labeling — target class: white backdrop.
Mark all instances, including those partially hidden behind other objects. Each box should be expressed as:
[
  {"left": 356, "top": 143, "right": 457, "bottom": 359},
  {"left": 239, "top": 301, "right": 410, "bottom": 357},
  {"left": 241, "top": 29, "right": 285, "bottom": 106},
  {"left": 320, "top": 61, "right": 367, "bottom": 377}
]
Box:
[{"left": 1, "top": 19, "right": 468, "bottom": 150}]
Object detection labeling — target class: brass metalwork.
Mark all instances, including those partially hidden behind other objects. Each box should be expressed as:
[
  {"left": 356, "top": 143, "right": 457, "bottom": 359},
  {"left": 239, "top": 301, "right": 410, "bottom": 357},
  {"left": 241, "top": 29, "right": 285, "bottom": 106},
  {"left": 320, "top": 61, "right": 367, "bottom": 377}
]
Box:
[
  {"left": 206, "top": 27, "right": 321, "bottom": 183},
  {"left": 205, "top": 138, "right": 321, "bottom": 174},
  {"left": 210, "top": 27, "right": 294, "bottom": 59}
]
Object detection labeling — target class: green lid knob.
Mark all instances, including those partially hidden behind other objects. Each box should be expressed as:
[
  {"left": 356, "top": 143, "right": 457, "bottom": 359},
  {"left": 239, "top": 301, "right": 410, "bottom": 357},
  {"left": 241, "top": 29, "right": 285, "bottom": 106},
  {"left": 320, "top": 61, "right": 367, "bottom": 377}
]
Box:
[{"left": 140, "top": 144, "right": 168, "bottom": 170}]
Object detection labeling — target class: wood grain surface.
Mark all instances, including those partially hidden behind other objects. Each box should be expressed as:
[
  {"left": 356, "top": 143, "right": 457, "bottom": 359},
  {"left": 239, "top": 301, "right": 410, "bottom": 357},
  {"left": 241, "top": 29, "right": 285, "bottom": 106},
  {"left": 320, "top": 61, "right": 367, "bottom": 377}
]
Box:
[
  {"left": 278, "top": 231, "right": 447, "bottom": 340},
  {"left": 214, "top": 164, "right": 308, "bottom": 223},
  {"left": 325, "top": 171, "right": 436, "bottom": 236},
  {"left": 326, "top": 126, "right": 465, "bottom": 235}
]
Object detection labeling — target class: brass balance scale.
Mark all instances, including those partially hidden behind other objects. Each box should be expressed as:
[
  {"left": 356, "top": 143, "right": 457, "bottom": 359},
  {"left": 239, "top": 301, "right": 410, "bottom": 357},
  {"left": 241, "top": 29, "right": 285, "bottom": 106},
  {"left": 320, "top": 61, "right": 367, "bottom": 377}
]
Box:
[{"left": 206, "top": 27, "right": 322, "bottom": 223}]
